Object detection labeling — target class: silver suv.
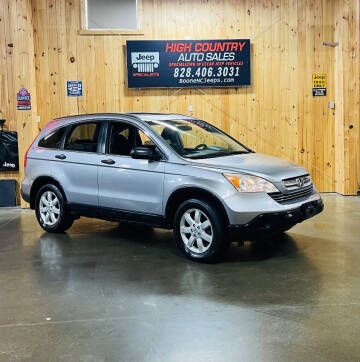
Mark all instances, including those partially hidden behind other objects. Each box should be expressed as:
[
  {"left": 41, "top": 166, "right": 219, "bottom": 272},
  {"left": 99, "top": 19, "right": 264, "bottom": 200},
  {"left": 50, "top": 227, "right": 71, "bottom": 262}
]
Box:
[{"left": 21, "top": 113, "right": 323, "bottom": 262}]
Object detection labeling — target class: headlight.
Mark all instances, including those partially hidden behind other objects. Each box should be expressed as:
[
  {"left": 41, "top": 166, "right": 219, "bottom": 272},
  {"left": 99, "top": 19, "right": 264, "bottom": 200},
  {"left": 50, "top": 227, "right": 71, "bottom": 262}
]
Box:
[{"left": 224, "top": 174, "right": 278, "bottom": 193}]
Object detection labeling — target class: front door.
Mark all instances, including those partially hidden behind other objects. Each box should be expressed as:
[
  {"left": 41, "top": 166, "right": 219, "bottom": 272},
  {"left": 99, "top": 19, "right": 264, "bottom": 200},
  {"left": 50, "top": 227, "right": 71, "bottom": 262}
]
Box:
[{"left": 98, "top": 121, "right": 165, "bottom": 215}]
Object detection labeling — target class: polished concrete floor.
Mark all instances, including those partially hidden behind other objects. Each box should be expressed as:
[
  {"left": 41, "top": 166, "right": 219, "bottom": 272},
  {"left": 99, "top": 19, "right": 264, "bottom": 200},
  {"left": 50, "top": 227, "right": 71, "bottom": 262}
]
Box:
[{"left": 0, "top": 194, "right": 359, "bottom": 361}]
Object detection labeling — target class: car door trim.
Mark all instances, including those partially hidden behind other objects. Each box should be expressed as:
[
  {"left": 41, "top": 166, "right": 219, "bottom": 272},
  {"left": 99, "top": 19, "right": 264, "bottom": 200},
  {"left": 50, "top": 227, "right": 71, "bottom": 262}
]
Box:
[{"left": 66, "top": 202, "right": 170, "bottom": 228}]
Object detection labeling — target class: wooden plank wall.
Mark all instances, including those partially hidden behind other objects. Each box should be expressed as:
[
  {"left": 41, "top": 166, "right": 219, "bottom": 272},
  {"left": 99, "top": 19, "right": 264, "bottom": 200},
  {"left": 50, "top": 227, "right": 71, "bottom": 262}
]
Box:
[
  {"left": 1, "top": 0, "right": 359, "bottom": 201},
  {"left": 0, "top": 0, "right": 39, "bottom": 206},
  {"left": 334, "top": 0, "right": 360, "bottom": 194}
]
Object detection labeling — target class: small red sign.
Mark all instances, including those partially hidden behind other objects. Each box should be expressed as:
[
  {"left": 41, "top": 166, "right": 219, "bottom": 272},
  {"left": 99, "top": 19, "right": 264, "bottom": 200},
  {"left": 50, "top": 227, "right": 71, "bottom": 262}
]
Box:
[{"left": 17, "top": 88, "right": 31, "bottom": 110}]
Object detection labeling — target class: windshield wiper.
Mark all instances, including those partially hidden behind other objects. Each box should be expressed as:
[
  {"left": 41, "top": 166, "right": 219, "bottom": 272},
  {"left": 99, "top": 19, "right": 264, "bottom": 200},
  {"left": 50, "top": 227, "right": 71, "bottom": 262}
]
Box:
[
  {"left": 185, "top": 153, "right": 219, "bottom": 159},
  {"left": 222, "top": 150, "right": 250, "bottom": 156},
  {"left": 185, "top": 150, "right": 250, "bottom": 160}
]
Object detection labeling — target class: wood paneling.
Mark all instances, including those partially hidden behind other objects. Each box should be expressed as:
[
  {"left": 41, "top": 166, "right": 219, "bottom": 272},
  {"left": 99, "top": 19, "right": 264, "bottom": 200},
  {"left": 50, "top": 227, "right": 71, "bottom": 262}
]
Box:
[
  {"left": 334, "top": 0, "right": 360, "bottom": 194},
  {"left": 0, "top": 0, "right": 38, "bottom": 206},
  {"left": 1, "top": 0, "right": 359, "bottom": 201}
]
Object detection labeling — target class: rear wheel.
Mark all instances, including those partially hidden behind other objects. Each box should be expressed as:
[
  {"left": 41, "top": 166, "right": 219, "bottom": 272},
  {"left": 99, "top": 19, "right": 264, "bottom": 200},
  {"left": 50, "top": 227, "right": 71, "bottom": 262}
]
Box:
[
  {"left": 35, "top": 184, "right": 74, "bottom": 233},
  {"left": 173, "top": 199, "right": 230, "bottom": 263}
]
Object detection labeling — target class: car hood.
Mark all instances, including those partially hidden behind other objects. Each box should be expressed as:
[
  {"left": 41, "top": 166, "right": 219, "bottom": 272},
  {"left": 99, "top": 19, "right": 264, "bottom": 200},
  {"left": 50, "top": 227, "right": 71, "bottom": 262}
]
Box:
[{"left": 190, "top": 153, "right": 309, "bottom": 182}]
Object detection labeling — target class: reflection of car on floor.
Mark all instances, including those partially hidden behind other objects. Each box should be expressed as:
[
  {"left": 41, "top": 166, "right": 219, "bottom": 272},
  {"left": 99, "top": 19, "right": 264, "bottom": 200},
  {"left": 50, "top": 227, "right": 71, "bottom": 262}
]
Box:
[{"left": 21, "top": 113, "right": 323, "bottom": 262}]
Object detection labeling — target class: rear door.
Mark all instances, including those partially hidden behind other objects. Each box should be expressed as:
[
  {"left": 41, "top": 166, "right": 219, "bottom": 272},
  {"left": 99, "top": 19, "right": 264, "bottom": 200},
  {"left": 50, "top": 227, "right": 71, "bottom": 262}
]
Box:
[
  {"left": 97, "top": 121, "right": 165, "bottom": 215},
  {"left": 56, "top": 121, "right": 104, "bottom": 207}
]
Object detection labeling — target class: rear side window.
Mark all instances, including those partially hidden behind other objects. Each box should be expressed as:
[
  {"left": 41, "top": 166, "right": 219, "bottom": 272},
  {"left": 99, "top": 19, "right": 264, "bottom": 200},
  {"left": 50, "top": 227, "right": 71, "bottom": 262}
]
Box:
[
  {"left": 64, "top": 122, "right": 100, "bottom": 153},
  {"left": 38, "top": 127, "right": 66, "bottom": 149}
]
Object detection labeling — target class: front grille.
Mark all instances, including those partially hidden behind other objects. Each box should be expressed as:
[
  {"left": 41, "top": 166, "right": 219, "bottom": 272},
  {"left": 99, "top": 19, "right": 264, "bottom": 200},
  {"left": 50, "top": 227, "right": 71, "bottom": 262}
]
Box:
[
  {"left": 268, "top": 184, "right": 314, "bottom": 204},
  {"left": 283, "top": 174, "right": 311, "bottom": 188}
]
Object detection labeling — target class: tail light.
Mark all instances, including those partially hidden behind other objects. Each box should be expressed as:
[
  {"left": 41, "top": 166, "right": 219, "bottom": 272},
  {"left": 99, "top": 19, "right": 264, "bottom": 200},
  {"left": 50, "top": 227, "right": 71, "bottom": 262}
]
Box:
[{"left": 24, "top": 135, "right": 39, "bottom": 168}]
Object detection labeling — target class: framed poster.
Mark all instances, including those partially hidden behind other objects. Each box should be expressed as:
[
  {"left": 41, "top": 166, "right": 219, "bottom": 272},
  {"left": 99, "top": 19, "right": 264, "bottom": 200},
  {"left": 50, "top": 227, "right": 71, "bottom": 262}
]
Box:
[
  {"left": 17, "top": 88, "right": 31, "bottom": 110},
  {"left": 67, "top": 81, "right": 83, "bottom": 97}
]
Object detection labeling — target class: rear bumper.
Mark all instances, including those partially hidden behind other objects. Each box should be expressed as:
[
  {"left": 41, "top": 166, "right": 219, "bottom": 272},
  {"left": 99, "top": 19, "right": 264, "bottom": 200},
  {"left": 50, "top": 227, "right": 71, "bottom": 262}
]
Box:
[
  {"left": 228, "top": 198, "right": 324, "bottom": 240},
  {"left": 20, "top": 182, "right": 31, "bottom": 204}
]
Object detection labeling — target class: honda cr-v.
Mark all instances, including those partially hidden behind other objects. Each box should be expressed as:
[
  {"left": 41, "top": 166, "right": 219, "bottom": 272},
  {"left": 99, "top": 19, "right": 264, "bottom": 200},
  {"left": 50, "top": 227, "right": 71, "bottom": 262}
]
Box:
[{"left": 21, "top": 113, "right": 323, "bottom": 262}]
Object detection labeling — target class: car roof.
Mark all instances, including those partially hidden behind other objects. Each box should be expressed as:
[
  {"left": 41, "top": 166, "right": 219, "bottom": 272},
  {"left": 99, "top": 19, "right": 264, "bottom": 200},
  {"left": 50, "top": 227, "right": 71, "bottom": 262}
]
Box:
[
  {"left": 54, "top": 112, "right": 194, "bottom": 123},
  {"left": 128, "top": 113, "right": 195, "bottom": 121},
  {"left": 41, "top": 113, "right": 198, "bottom": 138}
]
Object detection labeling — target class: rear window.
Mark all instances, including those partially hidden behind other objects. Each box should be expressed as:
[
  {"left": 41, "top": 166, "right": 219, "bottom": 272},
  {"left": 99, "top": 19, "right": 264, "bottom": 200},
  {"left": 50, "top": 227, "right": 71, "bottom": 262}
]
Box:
[
  {"left": 64, "top": 122, "right": 101, "bottom": 153},
  {"left": 38, "top": 127, "right": 66, "bottom": 149}
]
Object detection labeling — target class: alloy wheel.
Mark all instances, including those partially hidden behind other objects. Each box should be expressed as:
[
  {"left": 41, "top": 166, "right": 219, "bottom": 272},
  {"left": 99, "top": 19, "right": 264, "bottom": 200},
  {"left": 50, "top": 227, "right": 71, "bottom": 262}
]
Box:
[
  {"left": 180, "top": 208, "right": 213, "bottom": 254},
  {"left": 39, "top": 191, "right": 60, "bottom": 226}
]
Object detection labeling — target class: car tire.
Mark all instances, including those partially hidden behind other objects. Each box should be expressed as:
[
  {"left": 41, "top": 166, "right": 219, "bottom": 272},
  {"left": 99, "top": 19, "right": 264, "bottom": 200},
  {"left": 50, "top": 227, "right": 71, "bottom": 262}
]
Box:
[
  {"left": 173, "top": 198, "right": 230, "bottom": 263},
  {"left": 35, "top": 184, "right": 74, "bottom": 233}
]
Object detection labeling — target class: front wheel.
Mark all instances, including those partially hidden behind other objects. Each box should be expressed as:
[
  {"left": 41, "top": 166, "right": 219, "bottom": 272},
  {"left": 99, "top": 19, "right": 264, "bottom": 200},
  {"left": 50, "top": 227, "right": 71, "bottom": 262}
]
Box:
[
  {"left": 35, "top": 184, "right": 74, "bottom": 233},
  {"left": 173, "top": 199, "right": 230, "bottom": 263}
]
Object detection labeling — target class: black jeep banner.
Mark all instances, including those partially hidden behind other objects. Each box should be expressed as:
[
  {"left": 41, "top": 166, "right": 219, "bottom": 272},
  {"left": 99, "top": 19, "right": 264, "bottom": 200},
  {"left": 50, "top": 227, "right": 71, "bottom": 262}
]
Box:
[
  {"left": 126, "top": 39, "right": 250, "bottom": 88},
  {"left": 0, "top": 131, "right": 19, "bottom": 171}
]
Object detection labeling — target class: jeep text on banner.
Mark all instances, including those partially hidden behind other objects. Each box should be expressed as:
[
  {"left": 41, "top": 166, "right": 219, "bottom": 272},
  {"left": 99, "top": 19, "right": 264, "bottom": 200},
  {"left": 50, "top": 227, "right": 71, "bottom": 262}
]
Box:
[{"left": 126, "top": 39, "right": 251, "bottom": 88}]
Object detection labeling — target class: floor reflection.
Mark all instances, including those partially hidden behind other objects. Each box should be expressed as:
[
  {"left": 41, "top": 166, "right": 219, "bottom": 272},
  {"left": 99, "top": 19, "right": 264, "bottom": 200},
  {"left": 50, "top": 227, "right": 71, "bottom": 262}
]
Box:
[
  {"left": 32, "top": 222, "right": 322, "bottom": 309},
  {"left": 1, "top": 195, "right": 360, "bottom": 361}
]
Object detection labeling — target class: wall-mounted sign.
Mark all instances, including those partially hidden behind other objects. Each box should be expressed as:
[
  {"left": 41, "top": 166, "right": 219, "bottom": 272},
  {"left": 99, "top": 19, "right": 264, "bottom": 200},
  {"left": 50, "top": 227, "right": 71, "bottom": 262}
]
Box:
[
  {"left": 312, "top": 74, "right": 326, "bottom": 96},
  {"left": 67, "top": 81, "right": 83, "bottom": 96},
  {"left": 126, "top": 39, "right": 251, "bottom": 88},
  {"left": 0, "top": 130, "right": 19, "bottom": 172},
  {"left": 17, "top": 88, "right": 31, "bottom": 110}
]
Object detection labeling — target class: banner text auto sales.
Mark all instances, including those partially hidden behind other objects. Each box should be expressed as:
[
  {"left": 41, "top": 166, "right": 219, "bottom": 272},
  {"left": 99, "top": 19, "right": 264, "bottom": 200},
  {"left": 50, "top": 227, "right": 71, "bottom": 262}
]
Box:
[
  {"left": 166, "top": 41, "right": 246, "bottom": 63},
  {"left": 126, "top": 39, "right": 251, "bottom": 88}
]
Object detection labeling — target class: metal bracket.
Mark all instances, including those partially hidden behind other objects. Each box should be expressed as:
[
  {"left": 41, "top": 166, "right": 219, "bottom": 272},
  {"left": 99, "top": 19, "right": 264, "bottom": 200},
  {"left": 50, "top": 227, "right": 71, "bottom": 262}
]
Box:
[{"left": 323, "top": 41, "right": 339, "bottom": 47}]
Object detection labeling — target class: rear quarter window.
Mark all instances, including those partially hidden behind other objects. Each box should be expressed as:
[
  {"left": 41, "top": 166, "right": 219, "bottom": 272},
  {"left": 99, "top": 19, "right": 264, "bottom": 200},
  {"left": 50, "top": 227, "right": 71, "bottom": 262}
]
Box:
[{"left": 38, "top": 127, "right": 66, "bottom": 149}]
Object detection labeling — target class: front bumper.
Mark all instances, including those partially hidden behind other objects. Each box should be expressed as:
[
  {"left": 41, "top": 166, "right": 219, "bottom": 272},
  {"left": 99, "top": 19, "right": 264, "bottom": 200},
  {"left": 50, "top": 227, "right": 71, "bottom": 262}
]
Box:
[{"left": 228, "top": 198, "right": 324, "bottom": 240}]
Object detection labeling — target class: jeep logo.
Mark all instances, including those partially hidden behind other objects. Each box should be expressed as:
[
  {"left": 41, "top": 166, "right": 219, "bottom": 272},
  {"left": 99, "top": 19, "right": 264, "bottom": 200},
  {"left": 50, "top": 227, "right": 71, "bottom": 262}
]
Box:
[
  {"left": 131, "top": 52, "right": 160, "bottom": 72},
  {"left": 2, "top": 161, "right": 15, "bottom": 168},
  {"left": 136, "top": 54, "right": 155, "bottom": 62}
]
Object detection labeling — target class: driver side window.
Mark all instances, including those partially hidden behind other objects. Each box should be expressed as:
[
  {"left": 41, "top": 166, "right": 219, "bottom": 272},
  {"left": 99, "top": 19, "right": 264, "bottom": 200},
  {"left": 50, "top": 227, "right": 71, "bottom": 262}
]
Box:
[{"left": 108, "top": 122, "right": 155, "bottom": 156}]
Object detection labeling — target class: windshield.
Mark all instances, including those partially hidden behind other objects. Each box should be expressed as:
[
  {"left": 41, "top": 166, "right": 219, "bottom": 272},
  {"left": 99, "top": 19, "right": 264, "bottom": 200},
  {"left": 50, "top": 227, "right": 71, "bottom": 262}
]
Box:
[{"left": 144, "top": 118, "right": 250, "bottom": 159}]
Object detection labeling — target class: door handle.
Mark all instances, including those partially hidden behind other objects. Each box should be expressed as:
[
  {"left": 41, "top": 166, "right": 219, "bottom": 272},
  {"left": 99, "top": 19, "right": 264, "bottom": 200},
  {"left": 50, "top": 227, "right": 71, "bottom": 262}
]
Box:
[
  {"left": 55, "top": 154, "right": 66, "bottom": 160},
  {"left": 101, "top": 159, "right": 115, "bottom": 165}
]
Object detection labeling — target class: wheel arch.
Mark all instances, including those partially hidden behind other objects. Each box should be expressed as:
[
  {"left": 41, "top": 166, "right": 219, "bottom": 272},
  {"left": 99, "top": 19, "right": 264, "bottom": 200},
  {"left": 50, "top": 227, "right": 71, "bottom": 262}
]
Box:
[
  {"left": 165, "top": 187, "right": 230, "bottom": 227},
  {"left": 30, "top": 176, "right": 67, "bottom": 209}
]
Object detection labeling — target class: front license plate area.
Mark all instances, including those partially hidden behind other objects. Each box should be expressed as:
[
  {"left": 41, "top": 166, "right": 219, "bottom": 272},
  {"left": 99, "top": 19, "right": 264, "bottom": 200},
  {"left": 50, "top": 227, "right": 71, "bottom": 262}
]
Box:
[{"left": 301, "top": 200, "right": 322, "bottom": 219}]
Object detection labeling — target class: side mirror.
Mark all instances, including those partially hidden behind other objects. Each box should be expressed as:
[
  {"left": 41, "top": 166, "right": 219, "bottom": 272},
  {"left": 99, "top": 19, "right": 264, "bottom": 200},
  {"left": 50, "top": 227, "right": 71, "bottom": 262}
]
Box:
[{"left": 130, "top": 146, "right": 162, "bottom": 161}]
